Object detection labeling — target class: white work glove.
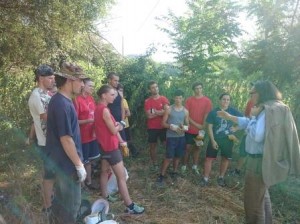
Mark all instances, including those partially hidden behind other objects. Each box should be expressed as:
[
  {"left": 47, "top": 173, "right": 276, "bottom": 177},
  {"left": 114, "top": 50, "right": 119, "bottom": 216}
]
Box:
[
  {"left": 120, "top": 141, "right": 127, "bottom": 147},
  {"left": 75, "top": 165, "right": 87, "bottom": 182},
  {"left": 120, "top": 120, "right": 126, "bottom": 128},
  {"left": 170, "top": 124, "right": 179, "bottom": 131}
]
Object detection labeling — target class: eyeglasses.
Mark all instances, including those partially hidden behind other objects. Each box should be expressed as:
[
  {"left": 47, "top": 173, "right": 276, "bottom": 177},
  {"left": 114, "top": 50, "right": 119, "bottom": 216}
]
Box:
[{"left": 249, "top": 91, "right": 257, "bottom": 95}]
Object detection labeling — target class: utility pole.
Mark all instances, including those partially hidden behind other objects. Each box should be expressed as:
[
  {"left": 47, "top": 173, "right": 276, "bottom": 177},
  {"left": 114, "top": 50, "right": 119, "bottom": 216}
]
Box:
[{"left": 122, "top": 35, "right": 124, "bottom": 56}]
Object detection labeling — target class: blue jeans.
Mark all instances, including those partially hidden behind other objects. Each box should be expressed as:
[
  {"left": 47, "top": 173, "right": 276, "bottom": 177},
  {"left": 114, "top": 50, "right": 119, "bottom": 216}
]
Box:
[{"left": 52, "top": 171, "right": 81, "bottom": 224}]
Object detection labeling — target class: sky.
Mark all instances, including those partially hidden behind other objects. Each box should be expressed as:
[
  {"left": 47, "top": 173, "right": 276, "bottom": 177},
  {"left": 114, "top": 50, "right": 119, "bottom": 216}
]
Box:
[{"left": 99, "top": 0, "right": 256, "bottom": 62}]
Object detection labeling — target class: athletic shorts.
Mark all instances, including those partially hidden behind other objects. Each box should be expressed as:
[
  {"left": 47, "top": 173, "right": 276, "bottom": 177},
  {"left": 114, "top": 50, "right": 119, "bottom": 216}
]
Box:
[
  {"left": 165, "top": 136, "right": 186, "bottom": 159},
  {"left": 239, "top": 135, "right": 247, "bottom": 157},
  {"left": 206, "top": 137, "right": 234, "bottom": 159},
  {"left": 147, "top": 129, "right": 166, "bottom": 143},
  {"left": 100, "top": 149, "right": 122, "bottom": 166},
  {"left": 185, "top": 133, "right": 198, "bottom": 145},
  {"left": 38, "top": 146, "right": 56, "bottom": 180},
  {"left": 82, "top": 140, "right": 101, "bottom": 164}
]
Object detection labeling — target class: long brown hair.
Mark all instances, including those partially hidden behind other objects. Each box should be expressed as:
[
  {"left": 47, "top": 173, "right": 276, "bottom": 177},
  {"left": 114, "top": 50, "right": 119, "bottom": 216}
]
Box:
[{"left": 254, "top": 81, "right": 282, "bottom": 105}]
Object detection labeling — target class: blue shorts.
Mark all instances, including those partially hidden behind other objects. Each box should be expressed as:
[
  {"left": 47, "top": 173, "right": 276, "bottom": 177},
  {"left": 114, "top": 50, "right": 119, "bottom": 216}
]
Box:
[
  {"left": 165, "top": 136, "right": 186, "bottom": 159},
  {"left": 82, "top": 140, "right": 101, "bottom": 164}
]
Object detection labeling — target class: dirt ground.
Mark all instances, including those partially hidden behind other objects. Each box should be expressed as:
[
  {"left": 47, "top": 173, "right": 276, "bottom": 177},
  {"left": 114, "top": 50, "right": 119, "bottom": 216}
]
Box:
[{"left": 1, "top": 142, "right": 299, "bottom": 224}]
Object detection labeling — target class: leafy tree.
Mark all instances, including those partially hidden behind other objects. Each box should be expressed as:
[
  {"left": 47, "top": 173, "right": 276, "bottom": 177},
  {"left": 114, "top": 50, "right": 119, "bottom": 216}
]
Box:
[{"left": 159, "top": 0, "right": 242, "bottom": 76}]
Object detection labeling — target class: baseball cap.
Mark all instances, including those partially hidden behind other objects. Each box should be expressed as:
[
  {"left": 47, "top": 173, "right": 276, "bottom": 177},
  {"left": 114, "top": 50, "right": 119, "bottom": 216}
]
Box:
[
  {"left": 56, "top": 61, "right": 87, "bottom": 80},
  {"left": 34, "top": 64, "right": 54, "bottom": 81}
]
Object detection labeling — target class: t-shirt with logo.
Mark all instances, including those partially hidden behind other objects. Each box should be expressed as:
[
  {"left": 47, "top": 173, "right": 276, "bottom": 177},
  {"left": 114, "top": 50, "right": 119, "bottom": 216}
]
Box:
[
  {"left": 28, "top": 87, "right": 52, "bottom": 146},
  {"left": 144, "top": 96, "right": 169, "bottom": 129},
  {"left": 206, "top": 107, "right": 243, "bottom": 139}
]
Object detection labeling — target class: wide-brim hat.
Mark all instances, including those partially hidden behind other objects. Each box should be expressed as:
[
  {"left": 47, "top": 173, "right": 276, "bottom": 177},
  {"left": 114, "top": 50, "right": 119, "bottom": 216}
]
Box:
[{"left": 56, "top": 61, "right": 88, "bottom": 80}]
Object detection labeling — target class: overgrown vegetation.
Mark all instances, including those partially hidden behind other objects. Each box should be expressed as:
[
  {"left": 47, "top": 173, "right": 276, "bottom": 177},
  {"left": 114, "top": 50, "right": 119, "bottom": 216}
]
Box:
[
  {"left": 1, "top": 0, "right": 300, "bottom": 223},
  {"left": 1, "top": 135, "right": 299, "bottom": 223}
]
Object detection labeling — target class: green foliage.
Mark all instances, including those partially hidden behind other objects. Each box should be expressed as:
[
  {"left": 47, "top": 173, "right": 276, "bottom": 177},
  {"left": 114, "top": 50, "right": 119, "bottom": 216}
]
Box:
[{"left": 159, "top": 0, "right": 242, "bottom": 75}]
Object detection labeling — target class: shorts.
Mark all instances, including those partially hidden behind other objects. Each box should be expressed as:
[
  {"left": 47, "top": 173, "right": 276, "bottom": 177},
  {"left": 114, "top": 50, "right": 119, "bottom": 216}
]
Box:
[
  {"left": 82, "top": 140, "right": 101, "bottom": 164},
  {"left": 100, "top": 149, "right": 123, "bottom": 166},
  {"left": 239, "top": 135, "right": 247, "bottom": 157},
  {"left": 147, "top": 129, "right": 166, "bottom": 143},
  {"left": 206, "top": 137, "right": 234, "bottom": 159},
  {"left": 38, "top": 146, "right": 56, "bottom": 180},
  {"left": 165, "top": 137, "right": 186, "bottom": 159},
  {"left": 185, "top": 133, "right": 198, "bottom": 145}
]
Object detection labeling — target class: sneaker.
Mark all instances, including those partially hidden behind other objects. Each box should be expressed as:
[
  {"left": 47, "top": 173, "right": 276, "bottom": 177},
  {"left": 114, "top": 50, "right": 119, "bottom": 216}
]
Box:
[
  {"left": 181, "top": 165, "right": 187, "bottom": 174},
  {"left": 156, "top": 175, "right": 165, "bottom": 187},
  {"left": 200, "top": 177, "right": 208, "bottom": 187},
  {"left": 217, "top": 177, "right": 226, "bottom": 187},
  {"left": 125, "top": 203, "right": 145, "bottom": 214},
  {"left": 107, "top": 194, "right": 118, "bottom": 202},
  {"left": 192, "top": 167, "right": 200, "bottom": 175}
]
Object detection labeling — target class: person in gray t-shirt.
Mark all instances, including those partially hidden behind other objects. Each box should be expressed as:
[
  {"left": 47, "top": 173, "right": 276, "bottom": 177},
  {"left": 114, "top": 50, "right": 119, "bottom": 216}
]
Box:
[{"left": 156, "top": 90, "right": 189, "bottom": 186}]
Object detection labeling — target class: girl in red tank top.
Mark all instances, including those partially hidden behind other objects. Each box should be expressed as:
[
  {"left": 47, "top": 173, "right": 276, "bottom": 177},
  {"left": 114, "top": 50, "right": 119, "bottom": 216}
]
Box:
[{"left": 94, "top": 84, "right": 145, "bottom": 215}]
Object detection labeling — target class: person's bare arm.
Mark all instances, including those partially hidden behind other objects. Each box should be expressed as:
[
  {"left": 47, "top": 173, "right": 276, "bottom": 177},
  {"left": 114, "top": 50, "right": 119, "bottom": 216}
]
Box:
[
  {"left": 189, "top": 117, "right": 204, "bottom": 130},
  {"left": 184, "top": 109, "right": 189, "bottom": 127},
  {"left": 103, "top": 108, "right": 123, "bottom": 135},
  {"left": 60, "top": 135, "right": 84, "bottom": 167},
  {"left": 208, "top": 123, "right": 218, "bottom": 150},
  {"left": 40, "top": 113, "right": 47, "bottom": 121},
  {"left": 124, "top": 107, "right": 131, "bottom": 117},
  {"left": 161, "top": 107, "right": 171, "bottom": 129},
  {"left": 217, "top": 110, "right": 238, "bottom": 123},
  {"left": 78, "top": 119, "right": 94, "bottom": 125}
]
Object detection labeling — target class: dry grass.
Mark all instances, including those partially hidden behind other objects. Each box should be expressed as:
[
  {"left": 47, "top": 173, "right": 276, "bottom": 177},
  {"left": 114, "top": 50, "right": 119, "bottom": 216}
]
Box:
[{"left": 1, "top": 140, "right": 300, "bottom": 224}]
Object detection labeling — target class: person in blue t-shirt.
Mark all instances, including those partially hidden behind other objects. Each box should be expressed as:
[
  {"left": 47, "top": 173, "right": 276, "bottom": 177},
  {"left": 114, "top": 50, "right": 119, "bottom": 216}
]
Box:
[
  {"left": 200, "top": 93, "right": 242, "bottom": 187},
  {"left": 46, "top": 61, "right": 87, "bottom": 223}
]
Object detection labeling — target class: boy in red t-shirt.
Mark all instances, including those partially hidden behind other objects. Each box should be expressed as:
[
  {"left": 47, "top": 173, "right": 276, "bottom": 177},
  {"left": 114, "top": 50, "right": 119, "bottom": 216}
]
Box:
[
  {"left": 73, "top": 78, "right": 100, "bottom": 189},
  {"left": 144, "top": 81, "right": 169, "bottom": 170},
  {"left": 182, "top": 82, "right": 212, "bottom": 175}
]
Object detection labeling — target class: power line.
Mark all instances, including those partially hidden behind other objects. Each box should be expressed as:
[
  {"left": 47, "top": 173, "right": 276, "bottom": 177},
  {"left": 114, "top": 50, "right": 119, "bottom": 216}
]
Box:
[{"left": 137, "top": 0, "right": 161, "bottom": 31}]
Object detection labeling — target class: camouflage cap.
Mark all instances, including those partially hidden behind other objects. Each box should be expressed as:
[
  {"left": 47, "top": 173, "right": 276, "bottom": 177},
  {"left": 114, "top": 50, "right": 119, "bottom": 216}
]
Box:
[{"left": 56, "top": 61, "right": 87, "bottom": 80}]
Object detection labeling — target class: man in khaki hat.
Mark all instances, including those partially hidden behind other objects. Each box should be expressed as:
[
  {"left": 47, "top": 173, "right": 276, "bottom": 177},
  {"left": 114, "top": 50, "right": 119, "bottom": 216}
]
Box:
[{"left": 46, "top": 62, "right": 87, "bottom": 224}]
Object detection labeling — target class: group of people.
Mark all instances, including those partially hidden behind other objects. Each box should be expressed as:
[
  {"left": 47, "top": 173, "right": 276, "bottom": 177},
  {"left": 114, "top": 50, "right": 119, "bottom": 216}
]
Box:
[
  {"left": 28, "top": 63, "right": 144, "bottom": 224},
  {"left": 144, "top": 81, "right": 243, "bottom": 187},
  {"left": 144, "top": 80, "right": 300, "bottom": 224},
  {"left": 28, "top": 61, "right": 300, "bottom": 224}
]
